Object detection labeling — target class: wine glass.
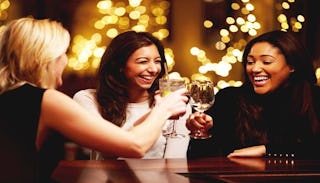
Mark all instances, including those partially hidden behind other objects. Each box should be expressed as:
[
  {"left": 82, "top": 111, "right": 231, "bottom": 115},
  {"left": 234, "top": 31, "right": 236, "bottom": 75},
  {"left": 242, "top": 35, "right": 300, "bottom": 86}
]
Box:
[
  {"left": 159, "top": 78, "right": 186, "bottom": 138},
  {"left": 188, "top": 80, "right": 215, "bottom": 139}
]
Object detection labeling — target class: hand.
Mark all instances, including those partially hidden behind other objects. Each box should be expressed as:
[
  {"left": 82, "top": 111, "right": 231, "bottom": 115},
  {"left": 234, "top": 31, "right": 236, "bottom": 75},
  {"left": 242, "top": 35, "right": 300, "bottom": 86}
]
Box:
[
  {"left": 154, "top": 88, "right": 189, "bottom": 119},
  {"left": 227, "top": 145, "right": 266, "bottom": 158},
  {"left": 186, "top": 112, "right": 213, "bottom": 132}
]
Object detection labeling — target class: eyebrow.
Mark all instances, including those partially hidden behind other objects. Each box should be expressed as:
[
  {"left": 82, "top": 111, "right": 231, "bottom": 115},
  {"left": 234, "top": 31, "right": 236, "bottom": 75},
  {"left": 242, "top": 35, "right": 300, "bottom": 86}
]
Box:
[
  {"left": 247, "top": 54, "right": 277, "bottom": 59},
  {"left": 135, "top": 56, "right": 161, "bottom": 61}
]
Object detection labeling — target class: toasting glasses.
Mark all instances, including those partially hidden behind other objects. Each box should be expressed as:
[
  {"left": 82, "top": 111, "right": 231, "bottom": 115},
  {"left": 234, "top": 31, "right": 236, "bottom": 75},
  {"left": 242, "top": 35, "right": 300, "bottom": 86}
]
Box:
[{"left": 188, "top": 80, "right": 215, "bottom": 139}]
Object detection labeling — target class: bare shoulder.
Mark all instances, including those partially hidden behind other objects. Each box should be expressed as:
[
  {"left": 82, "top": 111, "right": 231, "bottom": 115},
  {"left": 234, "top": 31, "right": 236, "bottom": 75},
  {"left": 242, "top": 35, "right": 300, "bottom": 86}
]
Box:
[
  {"left": 41, "top": 89, "right": 86, "bottom": 127},
  {"left": 43, "top": 89, "right": 75, "bottom": 106}
]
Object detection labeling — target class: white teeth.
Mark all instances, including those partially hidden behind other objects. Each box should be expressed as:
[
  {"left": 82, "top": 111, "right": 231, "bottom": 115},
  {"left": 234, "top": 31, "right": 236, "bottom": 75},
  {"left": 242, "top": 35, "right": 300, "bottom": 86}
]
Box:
[
  {"left": 141, "top": 76, "right": 153, "bottom": 80},
  {"left": 254, "top": 76, "right": 268, "bottom": 81}
]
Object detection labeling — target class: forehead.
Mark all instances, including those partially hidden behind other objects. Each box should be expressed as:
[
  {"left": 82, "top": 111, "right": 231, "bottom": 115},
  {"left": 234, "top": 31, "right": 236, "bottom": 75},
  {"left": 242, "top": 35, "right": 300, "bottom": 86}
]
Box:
[
  {"left": 128, "top": 44, "right": 159, "bottom": 59},
  {"left": 248, "top": 42, "right": 281, "bottom": 56}
]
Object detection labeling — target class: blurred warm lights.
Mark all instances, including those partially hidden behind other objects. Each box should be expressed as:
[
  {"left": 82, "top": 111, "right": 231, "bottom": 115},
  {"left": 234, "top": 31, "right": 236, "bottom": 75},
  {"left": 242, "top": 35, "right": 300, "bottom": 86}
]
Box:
[
  {"left": 282, "top": 2, "right": 290, "bottom": 9},
  {"left": 231, "top": 3, "right": 240, "bottom": 10},
  {"left": 0, "top": 0, "right": 10, "bottom": 28},
  {"left": 65, "top": 0, "right": 318, "bottom": 88},
  {"left": 1, "top": 0, "right": 318, "bottom": 89},
  {"left": 195, "top": 0, "right": 320, "bottom": 89},
  {"left": 316, "top": 68, "right": 320, "bottom": 84},
  {"left": 164, "top": 48, "right": 174, "bottom": 71},
  {"left": 67, "top": 0, "right": 171, "bottom": 75},
  {"left": 196, "top": 0, "right": 261, "bottom": 89},
  {"left": 276, "top": 0, "right": 305, "bottom": 32},
  {"left": 203, "top": 20, "right": 213, "bottom": 28}
]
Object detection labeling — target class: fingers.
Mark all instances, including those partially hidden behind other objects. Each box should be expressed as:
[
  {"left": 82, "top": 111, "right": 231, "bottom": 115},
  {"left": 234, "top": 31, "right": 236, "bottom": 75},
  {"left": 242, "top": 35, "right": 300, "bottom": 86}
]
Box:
[
  {"left": 186, "top": 112, "right": 213, "bottom": 131},
  {"left": 155, "top": 88, "right": 189, "bottom": 118}
]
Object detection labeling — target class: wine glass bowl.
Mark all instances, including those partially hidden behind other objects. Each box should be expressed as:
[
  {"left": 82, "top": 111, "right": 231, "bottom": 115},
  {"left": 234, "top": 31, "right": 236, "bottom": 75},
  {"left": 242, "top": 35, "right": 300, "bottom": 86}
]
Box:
[
  {"left": 159, "top": 78, "right": 186, "bottom": 96},
  {"left": 188, "top": 80, "right": 215, "bottom": 139}
]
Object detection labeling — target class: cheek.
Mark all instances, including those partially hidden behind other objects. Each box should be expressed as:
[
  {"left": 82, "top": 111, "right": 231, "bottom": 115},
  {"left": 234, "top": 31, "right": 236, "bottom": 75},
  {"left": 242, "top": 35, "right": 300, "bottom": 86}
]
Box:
[
  {"left": 123, "top": 67, "right": 135, "bottom": 79},
  {"left": 273, "top": 70, "right": 291, "bottom": 83},
  {"left": 245, "top": 65, "right": 252, "bottom": 75},
  {"left": 53, "top": 59, "right": 68, "bottom": 80},
  {"left": 59, "top": 57, "right": 68, "bottom": 71}
]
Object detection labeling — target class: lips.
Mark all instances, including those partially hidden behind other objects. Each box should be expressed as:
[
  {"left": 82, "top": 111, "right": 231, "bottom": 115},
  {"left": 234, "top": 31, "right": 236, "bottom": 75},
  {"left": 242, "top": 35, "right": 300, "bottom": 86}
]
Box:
[
  {"left": 139, "top": 75, "right": 156, "bottom": 84},
  {"left": 253, "top": 76, "right": 269, "bottom": 86},
  {"left": 140, "top": 75, "right": 154, "bottom": 80}
]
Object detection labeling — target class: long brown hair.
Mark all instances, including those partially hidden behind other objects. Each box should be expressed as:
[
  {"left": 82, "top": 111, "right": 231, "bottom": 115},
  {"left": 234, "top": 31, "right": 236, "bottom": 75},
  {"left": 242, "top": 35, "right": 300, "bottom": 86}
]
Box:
[{"left": 96, "top": 31, "right": 167, "bottom": 126}]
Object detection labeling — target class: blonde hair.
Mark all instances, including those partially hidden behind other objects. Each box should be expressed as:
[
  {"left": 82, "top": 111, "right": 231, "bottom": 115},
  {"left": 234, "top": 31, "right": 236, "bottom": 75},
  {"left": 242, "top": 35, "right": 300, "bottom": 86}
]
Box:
[{"left": 0, "top": 17, "right": 70, "bottom": 93}]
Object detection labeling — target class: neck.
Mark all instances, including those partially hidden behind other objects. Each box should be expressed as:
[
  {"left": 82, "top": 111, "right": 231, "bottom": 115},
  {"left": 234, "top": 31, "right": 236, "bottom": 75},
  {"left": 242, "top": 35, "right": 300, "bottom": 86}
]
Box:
[{"left": 128, "top": 90, "right": 150, "bottom": 103}]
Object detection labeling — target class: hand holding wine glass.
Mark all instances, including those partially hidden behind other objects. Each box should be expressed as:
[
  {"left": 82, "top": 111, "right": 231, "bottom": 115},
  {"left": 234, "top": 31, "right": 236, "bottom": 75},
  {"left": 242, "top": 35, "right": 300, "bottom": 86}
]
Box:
[
  {"left": 187, "top": 80, "right": 215, "bottom": 139},
  {"left": 159, "top": 78, "right": 186, "bottom": 138}
]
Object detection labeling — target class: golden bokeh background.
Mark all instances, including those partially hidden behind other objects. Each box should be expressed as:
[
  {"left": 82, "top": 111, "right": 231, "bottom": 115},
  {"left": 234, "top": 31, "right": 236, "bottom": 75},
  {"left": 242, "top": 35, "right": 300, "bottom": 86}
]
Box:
[{"left": 1, "top": 0, "right": 320, "bottom": 96}]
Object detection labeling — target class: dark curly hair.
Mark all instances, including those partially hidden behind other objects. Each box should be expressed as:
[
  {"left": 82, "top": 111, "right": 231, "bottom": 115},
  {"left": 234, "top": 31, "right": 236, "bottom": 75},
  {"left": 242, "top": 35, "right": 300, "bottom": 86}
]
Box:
[{"left": 238, "top": 30, "right": 318, "bottom": 145}]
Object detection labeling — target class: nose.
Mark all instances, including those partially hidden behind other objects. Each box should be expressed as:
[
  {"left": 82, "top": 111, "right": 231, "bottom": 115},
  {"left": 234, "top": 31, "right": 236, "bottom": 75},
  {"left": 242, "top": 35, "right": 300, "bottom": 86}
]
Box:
[
  {"left": 147, "top": 62, "right": 158, "bottom": 73},
  {"left": 251, "top": 62, "right": 263, "bottom": 73}
]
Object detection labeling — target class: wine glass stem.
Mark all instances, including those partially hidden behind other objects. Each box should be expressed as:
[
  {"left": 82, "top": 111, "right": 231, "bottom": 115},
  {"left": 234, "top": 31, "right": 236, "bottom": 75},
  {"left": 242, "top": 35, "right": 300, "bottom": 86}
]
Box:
[
  {"left": 171, "top": 120, "right": 177, "bottom": 135},
  {"left": 168, "top": 118, "right": 185, "bottom": 138}
]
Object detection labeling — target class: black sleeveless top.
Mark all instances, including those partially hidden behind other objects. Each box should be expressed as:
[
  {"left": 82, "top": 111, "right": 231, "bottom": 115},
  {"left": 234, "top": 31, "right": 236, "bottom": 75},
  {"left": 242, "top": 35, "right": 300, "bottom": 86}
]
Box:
[
  {"left": 188, "top": 85, "right": 320, "bottom": 159},
  {"left": 0, "top": 84, "right": 66, "bottom": 183}
]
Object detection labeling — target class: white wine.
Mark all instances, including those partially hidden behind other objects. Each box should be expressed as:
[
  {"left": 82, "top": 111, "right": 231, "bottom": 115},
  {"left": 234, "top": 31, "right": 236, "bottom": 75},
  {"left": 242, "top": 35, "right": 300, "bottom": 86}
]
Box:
[{"left": 190, "top": 103, "right": 212, "bottom": 113}]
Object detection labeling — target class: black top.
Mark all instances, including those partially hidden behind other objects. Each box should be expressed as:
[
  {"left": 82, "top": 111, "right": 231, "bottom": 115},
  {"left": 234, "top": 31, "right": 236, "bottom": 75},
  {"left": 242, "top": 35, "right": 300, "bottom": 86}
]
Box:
[
  {"left": 187, "top": 85, "right": 320, "bottom": 159},
  {"left": 0, "top": 84, "right": 66, "bottom": 183}
]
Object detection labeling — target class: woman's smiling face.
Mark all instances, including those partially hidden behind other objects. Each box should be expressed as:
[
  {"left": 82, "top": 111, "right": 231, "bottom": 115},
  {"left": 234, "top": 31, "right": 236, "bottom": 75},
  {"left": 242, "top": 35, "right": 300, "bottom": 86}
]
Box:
[
  {"left": 123, "top": 44, "right": 162, "bottom": 92},
  {"left": 246, "top": 42, "right": 294, "bottom": 95}
]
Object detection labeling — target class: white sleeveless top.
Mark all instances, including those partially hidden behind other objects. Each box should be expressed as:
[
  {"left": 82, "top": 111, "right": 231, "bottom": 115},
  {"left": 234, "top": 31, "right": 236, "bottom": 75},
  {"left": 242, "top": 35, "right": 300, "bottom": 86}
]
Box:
[{"left": 73, "top": 89, "right": 191, "bottom": 159}]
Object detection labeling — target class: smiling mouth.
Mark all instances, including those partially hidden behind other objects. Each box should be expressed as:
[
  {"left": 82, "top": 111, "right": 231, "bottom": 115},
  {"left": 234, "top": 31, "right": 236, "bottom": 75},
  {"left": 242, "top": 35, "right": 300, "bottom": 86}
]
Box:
[
  {"left": 140, "top": 75, "right": 154, "bottom": 81},
  {"left": 253, "top": 76, "right": 269, "bottom": 86}
]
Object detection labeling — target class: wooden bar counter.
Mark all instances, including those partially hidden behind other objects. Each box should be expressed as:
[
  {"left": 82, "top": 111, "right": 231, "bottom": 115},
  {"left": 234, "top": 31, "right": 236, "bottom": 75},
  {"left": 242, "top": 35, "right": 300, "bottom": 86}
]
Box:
[{"left": 52, "top": 157, "right": 320, "bottom": 183}]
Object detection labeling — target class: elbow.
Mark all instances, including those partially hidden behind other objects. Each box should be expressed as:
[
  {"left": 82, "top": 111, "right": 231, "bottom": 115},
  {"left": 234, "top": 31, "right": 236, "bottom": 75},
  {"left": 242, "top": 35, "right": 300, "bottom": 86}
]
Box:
[
  {"left": 129, "top": 144, "right": 147, "bottom": 158},
  {"left": 127, "top": 140, "right": 149, "bottom": 158}
]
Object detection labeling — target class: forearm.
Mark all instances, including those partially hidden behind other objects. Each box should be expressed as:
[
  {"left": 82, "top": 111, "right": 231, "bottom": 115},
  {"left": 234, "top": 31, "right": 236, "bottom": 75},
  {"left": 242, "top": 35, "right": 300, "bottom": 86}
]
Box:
[{"left": 128, "top": 105, "right": 172, "bottom": 154}]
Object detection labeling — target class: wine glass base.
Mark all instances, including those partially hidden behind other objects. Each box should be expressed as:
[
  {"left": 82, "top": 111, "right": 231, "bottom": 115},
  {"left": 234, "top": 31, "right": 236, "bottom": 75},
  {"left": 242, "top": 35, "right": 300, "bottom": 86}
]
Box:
[{"left": 190, "top": 134, "right": 212, "bottom": 139}]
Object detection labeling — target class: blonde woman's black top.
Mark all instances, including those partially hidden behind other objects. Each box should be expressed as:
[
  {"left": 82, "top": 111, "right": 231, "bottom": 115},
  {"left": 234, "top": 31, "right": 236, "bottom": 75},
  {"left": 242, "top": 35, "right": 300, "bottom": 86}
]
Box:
[{"left": 0, "top": 84, "right": 66, "bottom": 183}]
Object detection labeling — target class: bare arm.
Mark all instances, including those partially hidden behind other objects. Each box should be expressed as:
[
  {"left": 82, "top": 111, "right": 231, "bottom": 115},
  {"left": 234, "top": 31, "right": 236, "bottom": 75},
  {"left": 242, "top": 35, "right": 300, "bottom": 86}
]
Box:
[
  {"left": 37, "top": 88, "right": 188, "bottom": 158},
  {"left": 227, "top": 145, "right": 266, "bottom": 158}
]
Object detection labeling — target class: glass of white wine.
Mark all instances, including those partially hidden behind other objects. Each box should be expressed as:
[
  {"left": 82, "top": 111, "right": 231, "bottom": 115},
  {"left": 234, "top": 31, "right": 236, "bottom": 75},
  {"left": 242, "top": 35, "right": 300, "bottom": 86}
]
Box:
[
  {"left": 188, "top": 80, "right": 215, "bottom": 139},
  {"left": 159, "top": 78, "right": 186, "bottom": 138}
]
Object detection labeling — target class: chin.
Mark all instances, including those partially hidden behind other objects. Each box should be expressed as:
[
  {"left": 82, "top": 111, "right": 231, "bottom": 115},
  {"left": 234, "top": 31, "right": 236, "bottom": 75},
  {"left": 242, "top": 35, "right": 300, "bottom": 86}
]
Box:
[{"left": 253, "top": 88, "right": 269, "bottom": 95}]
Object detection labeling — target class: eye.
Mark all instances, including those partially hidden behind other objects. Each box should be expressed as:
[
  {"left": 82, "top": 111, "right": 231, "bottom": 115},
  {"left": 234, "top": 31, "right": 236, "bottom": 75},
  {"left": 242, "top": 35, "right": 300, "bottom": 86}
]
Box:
[
  {"left": 246, "top": 60, "right": 254, "bottom": 65},
  {"left": 136, "top": 58, "right": 148, "bottom": 63},
  {"left": 263, "top": 60, "right": 272, "bottom": 65}
]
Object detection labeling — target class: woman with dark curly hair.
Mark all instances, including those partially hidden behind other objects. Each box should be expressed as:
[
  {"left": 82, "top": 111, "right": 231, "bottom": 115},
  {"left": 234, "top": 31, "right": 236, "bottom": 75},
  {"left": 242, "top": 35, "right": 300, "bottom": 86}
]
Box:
[{"left": 186, "top": 30, "right": 320, "bottom": 159}]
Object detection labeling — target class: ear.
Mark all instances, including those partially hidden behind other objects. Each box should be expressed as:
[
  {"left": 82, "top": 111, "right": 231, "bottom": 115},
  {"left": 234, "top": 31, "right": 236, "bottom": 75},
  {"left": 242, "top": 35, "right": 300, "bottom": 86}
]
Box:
[{"left": 289, "top": 66, "right": 295, "bottom": 73}]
